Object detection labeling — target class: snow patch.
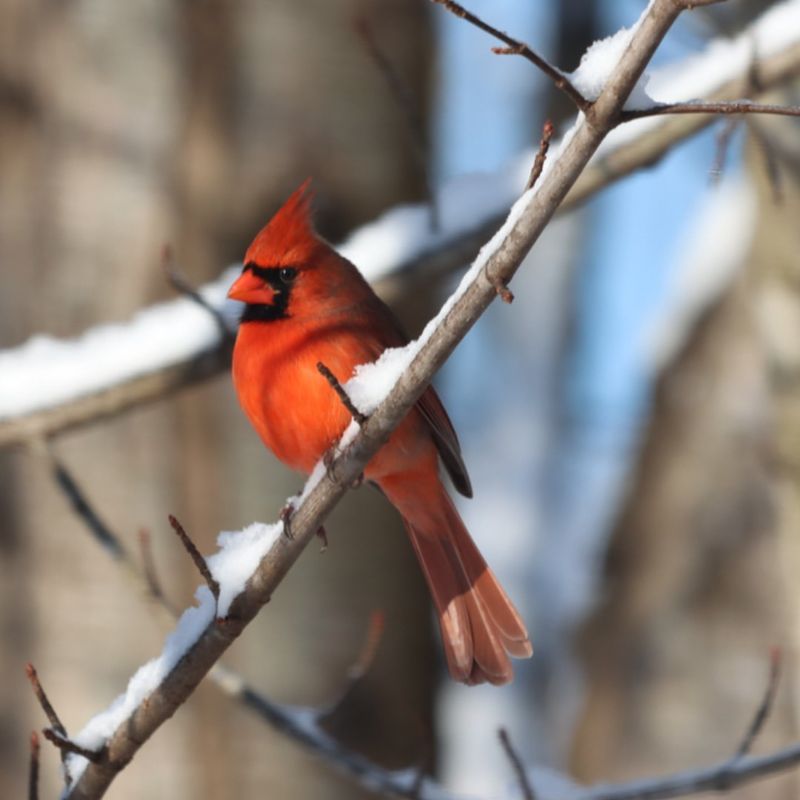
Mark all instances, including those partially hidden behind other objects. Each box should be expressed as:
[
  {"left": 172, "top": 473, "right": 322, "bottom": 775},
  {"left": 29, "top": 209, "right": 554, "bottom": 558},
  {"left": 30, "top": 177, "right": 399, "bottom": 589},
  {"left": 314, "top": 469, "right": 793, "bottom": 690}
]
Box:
[
  {"left": 64, "top": 585, "right": 217, "bottom": 786},
  {"left": 568, "top": 8, "right": 653, "bottom": 109},
  {"left": 207, "top": 522, "right": 282, "bottom": 616}
]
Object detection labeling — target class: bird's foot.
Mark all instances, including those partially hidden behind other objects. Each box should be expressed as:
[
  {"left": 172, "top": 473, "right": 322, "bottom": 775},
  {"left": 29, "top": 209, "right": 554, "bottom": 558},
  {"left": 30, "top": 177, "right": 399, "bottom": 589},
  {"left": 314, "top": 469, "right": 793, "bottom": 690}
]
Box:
[
  {"left": 323, "top": 448, "right": 364, "bottom": 489},
  {"left": 316, "top": 524, "right": 329, "bottom": 553},
  {"left": 280, "top": 502, "right": 295, "bottom": 539}
]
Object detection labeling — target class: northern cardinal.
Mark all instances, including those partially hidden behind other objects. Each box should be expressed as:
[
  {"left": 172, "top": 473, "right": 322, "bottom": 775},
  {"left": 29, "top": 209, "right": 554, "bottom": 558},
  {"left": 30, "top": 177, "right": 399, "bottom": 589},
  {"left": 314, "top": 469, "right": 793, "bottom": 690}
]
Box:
[{"left": 228, "top": 181, "right": 531, "bottom": 685}]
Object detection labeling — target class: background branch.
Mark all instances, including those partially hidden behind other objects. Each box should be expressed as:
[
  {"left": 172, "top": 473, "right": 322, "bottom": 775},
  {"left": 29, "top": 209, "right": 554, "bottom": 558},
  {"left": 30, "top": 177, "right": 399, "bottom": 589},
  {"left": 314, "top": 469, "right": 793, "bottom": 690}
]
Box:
[{"left": 0, "top": 22, "right": 797, "bottom": 450}]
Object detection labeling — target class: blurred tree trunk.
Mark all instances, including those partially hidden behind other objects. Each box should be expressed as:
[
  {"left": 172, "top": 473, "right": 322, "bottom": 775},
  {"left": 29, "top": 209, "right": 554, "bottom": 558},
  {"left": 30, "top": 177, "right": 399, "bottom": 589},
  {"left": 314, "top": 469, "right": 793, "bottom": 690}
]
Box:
[
  {"left": 0, "top": 1, "right": 434, "bottom": 797},
  {"left": 571, "top": 119, "right": 800, "bottom": 796}
]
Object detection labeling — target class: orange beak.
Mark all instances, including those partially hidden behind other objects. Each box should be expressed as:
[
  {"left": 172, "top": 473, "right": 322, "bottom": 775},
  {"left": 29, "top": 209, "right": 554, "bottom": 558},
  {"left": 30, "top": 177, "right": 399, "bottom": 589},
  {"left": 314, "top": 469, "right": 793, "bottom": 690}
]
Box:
[{"left": 227, "top": 269, "right": 277, "bottom": 305}]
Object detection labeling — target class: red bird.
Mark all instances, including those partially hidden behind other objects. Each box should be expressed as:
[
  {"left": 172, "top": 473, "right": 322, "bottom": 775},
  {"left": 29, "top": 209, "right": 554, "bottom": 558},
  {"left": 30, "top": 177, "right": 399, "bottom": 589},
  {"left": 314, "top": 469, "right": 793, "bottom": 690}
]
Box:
[{"left": 228, "top": 181, "right": 531, "bottom": 685}]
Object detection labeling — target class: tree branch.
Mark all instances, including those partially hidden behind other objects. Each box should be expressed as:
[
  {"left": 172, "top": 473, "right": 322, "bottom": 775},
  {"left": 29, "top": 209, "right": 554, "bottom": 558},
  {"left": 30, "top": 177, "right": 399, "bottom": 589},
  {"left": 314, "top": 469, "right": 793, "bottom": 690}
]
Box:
[
  {"left": 28, "top": 731, "right": 40, "bottom": 800},
  {"left": 430, "top": 0, "right": 589, "bottom": 111}
]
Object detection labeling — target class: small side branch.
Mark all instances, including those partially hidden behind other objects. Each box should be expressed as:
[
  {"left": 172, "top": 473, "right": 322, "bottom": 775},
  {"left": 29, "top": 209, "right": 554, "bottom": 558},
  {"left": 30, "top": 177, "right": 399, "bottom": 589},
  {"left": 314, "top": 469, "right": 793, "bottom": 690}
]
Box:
[
  {"left": 28, "top": 732, "right": 40, "bottom": 800},
  {"left": 162, "top": 245, "right": 232, "bottom": 340},
  {"left": 620, "top": 100, "right": 800, "bottom": 123},
  {"left": 316, "top": 362, "right": 368, "bottom": 425},
  {"left": 498, "top": 728, "right": 537, "bottom": 800},
  {"left": 167, "top": 515, "right": 220, "bottom": 603},
  {"left": 431, "top": 0, "right": 589, "bottom": 111},
  {"left": 26, "top": 664, "right": 67, "bottom": 739},
  {"left": 735, "top": 648, "right": 782, "bottom": 759},
  {"left": 42, "top": 730, "right": 104, "bottom": 764},
  {"left": 526, "top": 120, "right": 555, "bottom": 191},
  {"left": 318, "top": 610, "right": 385, "bottom": 719}
]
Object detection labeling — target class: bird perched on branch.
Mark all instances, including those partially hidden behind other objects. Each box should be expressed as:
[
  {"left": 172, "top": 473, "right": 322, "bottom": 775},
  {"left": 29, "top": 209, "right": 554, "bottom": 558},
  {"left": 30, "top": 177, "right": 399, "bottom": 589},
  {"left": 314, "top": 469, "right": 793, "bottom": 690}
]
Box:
[{"left": 227, "top": 181, "right": 531, "bottom": 685}]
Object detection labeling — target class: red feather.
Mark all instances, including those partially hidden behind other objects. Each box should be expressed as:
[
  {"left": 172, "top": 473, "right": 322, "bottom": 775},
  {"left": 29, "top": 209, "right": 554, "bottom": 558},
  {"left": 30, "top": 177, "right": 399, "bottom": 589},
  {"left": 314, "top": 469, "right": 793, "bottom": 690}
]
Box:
[{"left": 228, "top": 182, "right": 531, "bottom": 685}]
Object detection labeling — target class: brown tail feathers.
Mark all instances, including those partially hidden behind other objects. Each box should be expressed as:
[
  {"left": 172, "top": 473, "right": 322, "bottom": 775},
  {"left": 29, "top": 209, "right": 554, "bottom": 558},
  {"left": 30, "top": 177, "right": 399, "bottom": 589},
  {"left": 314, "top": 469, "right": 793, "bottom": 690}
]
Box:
[{"left": 402, "top": 487, "right": 532, "bottom": 685}]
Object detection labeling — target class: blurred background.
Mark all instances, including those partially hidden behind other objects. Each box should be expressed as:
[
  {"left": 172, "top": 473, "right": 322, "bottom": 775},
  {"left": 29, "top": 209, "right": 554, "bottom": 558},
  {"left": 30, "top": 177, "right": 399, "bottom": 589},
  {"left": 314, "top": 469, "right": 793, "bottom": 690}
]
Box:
[{"left": 1, "top": 0, "right": 799, "bottom": 797}]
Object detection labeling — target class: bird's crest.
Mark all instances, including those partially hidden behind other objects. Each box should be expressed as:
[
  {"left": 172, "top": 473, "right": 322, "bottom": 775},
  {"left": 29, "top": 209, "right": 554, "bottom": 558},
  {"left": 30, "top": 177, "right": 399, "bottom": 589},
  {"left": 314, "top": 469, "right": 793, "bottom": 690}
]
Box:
[{"left": 244, "top": 179, "right": 319, "bottom": 267}]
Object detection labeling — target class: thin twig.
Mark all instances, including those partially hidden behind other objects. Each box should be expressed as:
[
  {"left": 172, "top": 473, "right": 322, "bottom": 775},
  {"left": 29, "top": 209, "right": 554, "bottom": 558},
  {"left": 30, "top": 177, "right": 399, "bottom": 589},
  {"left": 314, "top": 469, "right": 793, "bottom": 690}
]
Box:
[
  {"left": 498, "top": 728, "right": 537, "bottom": 800},
  {"left": 318, "top": 610, "right": 385, "bottom": 719},
  {"left": 431, "top": 0, "right": 589, "bottom": 111},
  {"left": 46, "top": 448, "right": 125, "bottom": 561},
  {"left": 26, "top": 664, "right": 67, "bottom": 738},
  {"left": 28, "top": 732, "right": 40, "bottom": 800},
  {"left": 167, "top": 514, "right": 220, "bottom": 602},
  {"left": 42, "top": 730, "right": 104, "bottom": 764},
  {"left": 316, "top": 362, "right": 368, "bottom": 425},
  {"left": 620, "top": 100, "right": 800, "bottom": 123},
  {"left": 679, "top": 0, "right": 727, "bottom": 7},
  {"left": 162, "top": 244, "right": 232, "bottom": 340},
  {"left": 138, "top": 528, "right": 166, "bottom": 604},
  {"left": 354, "top": 12, "right": 439, "bottom": 231},
  {"left": 735, "top": 648, "right": 782, "bottom": 759},
  {"left": 710, "top": 117, "right": 740, "bottom": 184},
  {"left": 526, "top": 120, "right": 555, "bottom": 191}
]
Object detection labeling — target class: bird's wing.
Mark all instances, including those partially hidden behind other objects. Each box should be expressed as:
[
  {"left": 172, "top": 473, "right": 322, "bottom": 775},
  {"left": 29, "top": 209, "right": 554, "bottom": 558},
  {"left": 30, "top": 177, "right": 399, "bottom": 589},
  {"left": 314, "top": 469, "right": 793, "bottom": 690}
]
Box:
[
  {"left": 416, "top": 386, "right": 473, "bottom": 498},
  {"left": 354, "top": 287, "right": 473, "bottom": 498}
]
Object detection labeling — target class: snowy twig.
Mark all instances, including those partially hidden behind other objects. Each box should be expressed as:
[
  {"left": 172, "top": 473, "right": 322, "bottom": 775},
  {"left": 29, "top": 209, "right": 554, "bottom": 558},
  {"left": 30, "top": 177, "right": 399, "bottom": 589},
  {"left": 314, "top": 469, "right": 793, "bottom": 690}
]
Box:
[
  {"left": 354, "top": 11, "right": 438, "bottom": 230},
  {"left": 526, "top": 120, "right": 555, "bottom": 192},
  {"left": 167, "top": 514, "right": 220, "bottom": 603},
  {"left": 28, "top": 731, "right": 40, "bottom": 800},
  {"left": 1, "top": 10, "right": 798, "bottom": 449},
  {"left": 430, "top": 0, "right": 590, "bottom": 111},
  {"left": 42, "top": 730, "right": 104, "bottom": 764},
  {"left": 63, "top": 2, "right": 726, "bottom": 796},
  {"left": 317, "top": 362, "right": 368, "bottom": 425},
  {"left": 498, "top": 728, "right": 537, "bottom": 800}
]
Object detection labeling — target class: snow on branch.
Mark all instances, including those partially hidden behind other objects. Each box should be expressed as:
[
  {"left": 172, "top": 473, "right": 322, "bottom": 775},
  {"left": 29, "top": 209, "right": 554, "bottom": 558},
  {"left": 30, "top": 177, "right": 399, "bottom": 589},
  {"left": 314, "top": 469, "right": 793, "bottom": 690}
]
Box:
[
  {"left": 43, "top": 1, "right": 794, "bottom": 796},
  {"left": 2, "top": 0, "right": 800, "bottom": 449}
]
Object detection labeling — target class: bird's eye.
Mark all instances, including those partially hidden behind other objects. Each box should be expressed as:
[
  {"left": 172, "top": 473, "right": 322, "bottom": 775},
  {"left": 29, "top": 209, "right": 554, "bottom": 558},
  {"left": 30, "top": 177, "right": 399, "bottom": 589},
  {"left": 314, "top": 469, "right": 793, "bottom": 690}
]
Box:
[{"left": 279, "top": 267, "right": 297, "bottom": 284}]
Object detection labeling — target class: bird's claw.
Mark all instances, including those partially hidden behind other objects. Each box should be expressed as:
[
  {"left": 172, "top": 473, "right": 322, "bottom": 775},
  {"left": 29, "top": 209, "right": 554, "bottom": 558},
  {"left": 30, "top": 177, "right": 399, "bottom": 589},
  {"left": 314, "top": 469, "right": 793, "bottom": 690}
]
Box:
[
  {"left": 323, "top": 448, "right": 363, "bottom": 490},
  {"left": 316, "top": 524, "right": 329, "bottom": 552},
  {"left": 280, "top": 503, "right": 295, "bottom": 539}
]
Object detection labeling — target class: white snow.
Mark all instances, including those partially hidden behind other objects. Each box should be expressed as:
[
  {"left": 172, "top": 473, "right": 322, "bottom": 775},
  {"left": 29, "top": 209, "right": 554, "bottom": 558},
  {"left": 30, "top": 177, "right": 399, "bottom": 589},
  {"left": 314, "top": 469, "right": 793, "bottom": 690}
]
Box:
[
  {"left": 568, "top": 14, "right": 653, "bottom": 109},
  {"left": 206, "top": 522, "right": 282, "bottom": 616},
  {"left": 0, "top": 266, "right": 241, "bottom": 419},
  {"left": 64, "top": 584, "right": 217, "bottom": 785}
]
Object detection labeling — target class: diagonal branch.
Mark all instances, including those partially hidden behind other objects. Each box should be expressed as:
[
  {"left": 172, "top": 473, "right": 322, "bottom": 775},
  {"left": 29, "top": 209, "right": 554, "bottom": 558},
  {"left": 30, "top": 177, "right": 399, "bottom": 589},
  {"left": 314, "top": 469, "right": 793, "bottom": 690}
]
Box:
[
  {"left": 430, "top": 0, "right": 589, "bottom": 111},
  {"left": 62, "top": 1, "right": 712, "bottom": 796}
]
